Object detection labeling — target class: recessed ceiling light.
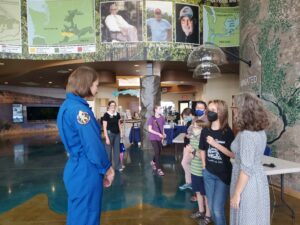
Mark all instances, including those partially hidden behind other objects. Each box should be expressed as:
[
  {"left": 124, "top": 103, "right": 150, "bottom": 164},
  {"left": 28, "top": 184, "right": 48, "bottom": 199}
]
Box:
[
  {"left": 0, "top": 62, "right": 5, "bottom": 66},
  {"left": 4, "top": 82, "right": 8, "bottom": 85},
  {"left": 134, "top": 64, "right": 139, "bottom": 67},
  {"left": 135, "top": 70, "right": 140, "bottom": 72},
  {"left": 48, "top": 81, "right": 53, "bottom": 84}
]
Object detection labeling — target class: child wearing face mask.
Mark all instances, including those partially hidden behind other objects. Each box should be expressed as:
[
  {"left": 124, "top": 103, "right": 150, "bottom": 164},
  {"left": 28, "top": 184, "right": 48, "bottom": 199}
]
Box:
[
  {"left": 179, "top": 108, "right": 194, "bottom": 191},
  {"left": 183, "top": 114, "right": 193, "bottom": 125},
  {"left": 194, "top": 101, "right": 207, "bottom": 121},
  {"left": 187, "top": 120, "right": 212, "bottom": 224},
  {"left": 200, "top": 100, "right": 235, "bottom": 225},
  {"left": 186, "top": 101, "right": 208, "bottom": 143}
]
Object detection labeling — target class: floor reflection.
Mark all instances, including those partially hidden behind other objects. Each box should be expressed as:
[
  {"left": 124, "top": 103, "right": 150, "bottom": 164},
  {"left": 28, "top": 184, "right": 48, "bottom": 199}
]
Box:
[
  {"left": 13, "top": 144, "right": 26, "bottom": 166},
  {"left": 0, "top": 134, "right": 67, "bottom": 214},
  {"left": 0, "top": 134, "right": 195, "bottom": 215},
  {"left": 0, "top": 135, "right": 299, "bottom": 225}
]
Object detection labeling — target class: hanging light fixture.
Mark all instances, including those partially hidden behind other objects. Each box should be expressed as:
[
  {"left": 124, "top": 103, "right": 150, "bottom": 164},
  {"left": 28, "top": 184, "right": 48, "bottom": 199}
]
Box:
[
  {"left": 193, "top": 62, "right": 221, "bottom": 79},
  {"left": 187, "top": 42, "right": 251, "bottom": 79},
  {"left": 187, "top": 43, "right": 226, "bottom": 68}
]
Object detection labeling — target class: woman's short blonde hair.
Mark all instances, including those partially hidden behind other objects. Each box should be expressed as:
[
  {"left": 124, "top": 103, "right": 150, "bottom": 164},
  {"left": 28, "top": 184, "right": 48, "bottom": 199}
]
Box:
[
  {"left": 233, "top": 92, "right": 269, "bottom": 131},
  {"left": 208, "top": 99, "right": 229, "bottom": 130},
  {"left": 66, "top": 66, "right": 98, "bottom": 98}
]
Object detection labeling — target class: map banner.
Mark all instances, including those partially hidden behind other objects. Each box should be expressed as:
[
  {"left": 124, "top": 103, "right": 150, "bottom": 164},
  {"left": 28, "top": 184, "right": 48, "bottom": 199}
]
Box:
[
  {"left": 0, "top": 0, "right": 22, "bottom": 53},
  {"left": 203, "top": 6, "right": 239, "bottom": 47},
  {"left": 27, "top": 0, "right": 96, "bottom": 54}
]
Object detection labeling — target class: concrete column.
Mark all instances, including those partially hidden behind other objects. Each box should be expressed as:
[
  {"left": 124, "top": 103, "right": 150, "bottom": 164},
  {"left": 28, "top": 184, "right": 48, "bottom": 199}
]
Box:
[{"left": 140, "top": 63, "right": 161, "bottom": 149}]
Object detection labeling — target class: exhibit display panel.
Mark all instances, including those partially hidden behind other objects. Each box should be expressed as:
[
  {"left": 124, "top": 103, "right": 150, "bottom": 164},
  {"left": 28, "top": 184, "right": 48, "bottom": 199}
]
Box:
[{"left": 0, "top": 0, "right": 239, "bottom": 62}]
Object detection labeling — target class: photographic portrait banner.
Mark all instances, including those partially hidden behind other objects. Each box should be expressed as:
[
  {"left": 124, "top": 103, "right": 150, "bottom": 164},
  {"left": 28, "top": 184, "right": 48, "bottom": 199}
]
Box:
[
  {"left": 175, "top": 3, "right": 200, "bottom": 45},
  {"left": 146, "top": 1, "right": 173, "bottom": 42},
  {"left": 100, "top": 1, "right": 143, "bottom": 43}
]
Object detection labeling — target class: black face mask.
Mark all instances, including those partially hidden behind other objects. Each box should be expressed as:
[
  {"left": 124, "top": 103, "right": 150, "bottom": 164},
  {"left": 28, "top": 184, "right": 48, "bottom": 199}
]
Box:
[{"left": 207, "top": 111, "right": 218, "bottom": 122}]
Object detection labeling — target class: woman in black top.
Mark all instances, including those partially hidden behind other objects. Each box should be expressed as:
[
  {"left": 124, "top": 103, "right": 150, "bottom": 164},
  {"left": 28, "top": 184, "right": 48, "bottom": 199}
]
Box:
[
  {"left": 199, "top": 99, "right": 235, "bottom": 225},
  {"left": 102, "top": 100, "right": 123, "bottom": 172}
]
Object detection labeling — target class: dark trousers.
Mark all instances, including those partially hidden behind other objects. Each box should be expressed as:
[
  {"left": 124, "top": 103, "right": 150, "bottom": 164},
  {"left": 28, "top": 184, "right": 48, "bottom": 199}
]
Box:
[
  {"left": 105, "top": 131, "right": 121, "bottom": 170},
  {"left": 150, "top": 140, "right": 162, "bottom": 170}
]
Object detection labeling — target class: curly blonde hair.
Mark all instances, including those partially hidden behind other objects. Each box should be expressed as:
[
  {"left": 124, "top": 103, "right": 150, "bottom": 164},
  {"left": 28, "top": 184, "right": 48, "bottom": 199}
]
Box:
[{"left": 233, "top": 92, "right": 269, "bottom": 131}]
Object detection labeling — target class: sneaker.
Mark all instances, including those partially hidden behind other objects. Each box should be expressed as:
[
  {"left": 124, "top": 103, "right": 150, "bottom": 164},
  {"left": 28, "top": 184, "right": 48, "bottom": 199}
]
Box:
[
  {"left": 150, "top": 161, "right": 157, "bottom": 170},
  {"left": 118, "top": 168, "right": 124, "bottom": 172},
  {"left": 122, "top": 165, "right": 126, "bottom": 169},
  {"left": 198, "top": 216, "right": 212, "bottom": 225},
  {"left": 157, "top": 169, "right": 165, "bottom": 176},
  {"left": 190, "top": 211, "right": 205, "bottom": 219},
  {"left": 179, "top": 183, "right": 192, "bottom": 191}
]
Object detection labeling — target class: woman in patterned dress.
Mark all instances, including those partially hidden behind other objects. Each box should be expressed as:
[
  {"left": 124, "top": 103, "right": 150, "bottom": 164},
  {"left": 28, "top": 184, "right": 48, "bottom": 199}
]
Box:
[{"left": 230, "top": 92, "right": 270, "bottom": 225}]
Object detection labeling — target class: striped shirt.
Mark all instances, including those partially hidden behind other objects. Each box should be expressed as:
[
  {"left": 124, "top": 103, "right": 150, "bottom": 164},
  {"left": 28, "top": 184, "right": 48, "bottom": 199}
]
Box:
[{"left": 190, "top": 135, "right": 203, "bottom": 176}]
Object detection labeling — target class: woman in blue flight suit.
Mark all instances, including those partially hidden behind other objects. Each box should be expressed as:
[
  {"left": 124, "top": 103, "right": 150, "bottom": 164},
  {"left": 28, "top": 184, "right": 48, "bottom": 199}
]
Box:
[{"left": 57, "top": 66, "right": 115, "bottom": 225}]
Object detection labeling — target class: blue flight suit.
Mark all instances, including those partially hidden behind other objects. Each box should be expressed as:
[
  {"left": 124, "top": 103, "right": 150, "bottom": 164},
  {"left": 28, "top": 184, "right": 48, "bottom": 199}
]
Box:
[{"left": 57, "top": 93, "right": 111, "bottom": 225}]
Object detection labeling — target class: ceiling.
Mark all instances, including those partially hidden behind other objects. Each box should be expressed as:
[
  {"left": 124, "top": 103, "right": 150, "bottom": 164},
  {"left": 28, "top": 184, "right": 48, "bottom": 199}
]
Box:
[{"left": 0, "top": 59, "right": 239, "bottom": 90}]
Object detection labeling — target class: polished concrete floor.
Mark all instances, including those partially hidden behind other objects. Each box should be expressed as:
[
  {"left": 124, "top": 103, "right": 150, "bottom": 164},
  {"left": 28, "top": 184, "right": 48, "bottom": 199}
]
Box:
[{"left": 0, "top": 134, "right": 299, "bottom": 225}]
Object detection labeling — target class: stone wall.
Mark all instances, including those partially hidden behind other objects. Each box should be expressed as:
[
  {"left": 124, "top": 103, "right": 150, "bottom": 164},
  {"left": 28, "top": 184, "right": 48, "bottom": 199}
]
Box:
[{"left": 240, "top": 0, "right": 300, "bottom": 191}]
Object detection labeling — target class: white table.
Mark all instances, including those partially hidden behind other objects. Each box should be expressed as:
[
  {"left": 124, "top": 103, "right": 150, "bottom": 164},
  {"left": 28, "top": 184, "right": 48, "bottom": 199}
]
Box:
[
  {"left": 262, "top": 155, "right": 300, "bottom": 175},
  {"left": 173, "top": 133, "right": 186, "bottom": 144},
  {"left": 172, "top": 133, "right": 186, "bottom": 160},
  {"left": 262, "top": 156, "right": 300, "bottom": 224},
  {"left": 172, "top": 133, "right": 300, "bottom": 223}
]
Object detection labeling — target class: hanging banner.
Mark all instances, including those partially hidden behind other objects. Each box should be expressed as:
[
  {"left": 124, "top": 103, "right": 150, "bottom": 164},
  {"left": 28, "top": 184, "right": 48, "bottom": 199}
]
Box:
[
  {"left": 203, "top": 5, "right": 239, "bottom": 47},
  {"left": 27, "top": 0, "right": 96, "bottom": 54},
  {"left": 1, "top": 0, "right": 239, "bottom": 61},
  {"left": 0, "top": 0, "right": 22, "bottom": 53}
]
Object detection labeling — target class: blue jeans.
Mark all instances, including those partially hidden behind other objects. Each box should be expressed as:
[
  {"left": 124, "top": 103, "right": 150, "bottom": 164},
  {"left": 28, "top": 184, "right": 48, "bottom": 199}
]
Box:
[{"left": 203, "top": 169, "right": 229, "bottom": 225}]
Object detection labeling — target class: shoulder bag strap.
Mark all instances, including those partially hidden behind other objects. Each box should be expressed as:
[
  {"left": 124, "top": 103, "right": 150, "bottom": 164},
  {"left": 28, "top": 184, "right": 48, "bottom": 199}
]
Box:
[{"left": 152, "top": 116, "right": 163, "bottom": 134}]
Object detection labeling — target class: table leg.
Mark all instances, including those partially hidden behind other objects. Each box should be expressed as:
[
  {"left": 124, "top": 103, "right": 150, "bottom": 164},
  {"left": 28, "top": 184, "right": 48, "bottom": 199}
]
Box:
[
  {"left": 132, "top": 126, "right": 135, "bottom": 145},
  {"left": 175, "top": 143, "right": 178, "bottom": 161},
  {"left": 276, "top": 174, "right": 295, "bottom": 224}
]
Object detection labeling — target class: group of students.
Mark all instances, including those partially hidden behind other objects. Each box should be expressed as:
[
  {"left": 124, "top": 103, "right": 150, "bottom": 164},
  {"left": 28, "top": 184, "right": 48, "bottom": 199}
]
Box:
[
  {"left": 57, "top": 66, "right": 270, "bottom": 225},
  {"left": 147, "top": 98, "right": 270, "bottom": 225}
]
